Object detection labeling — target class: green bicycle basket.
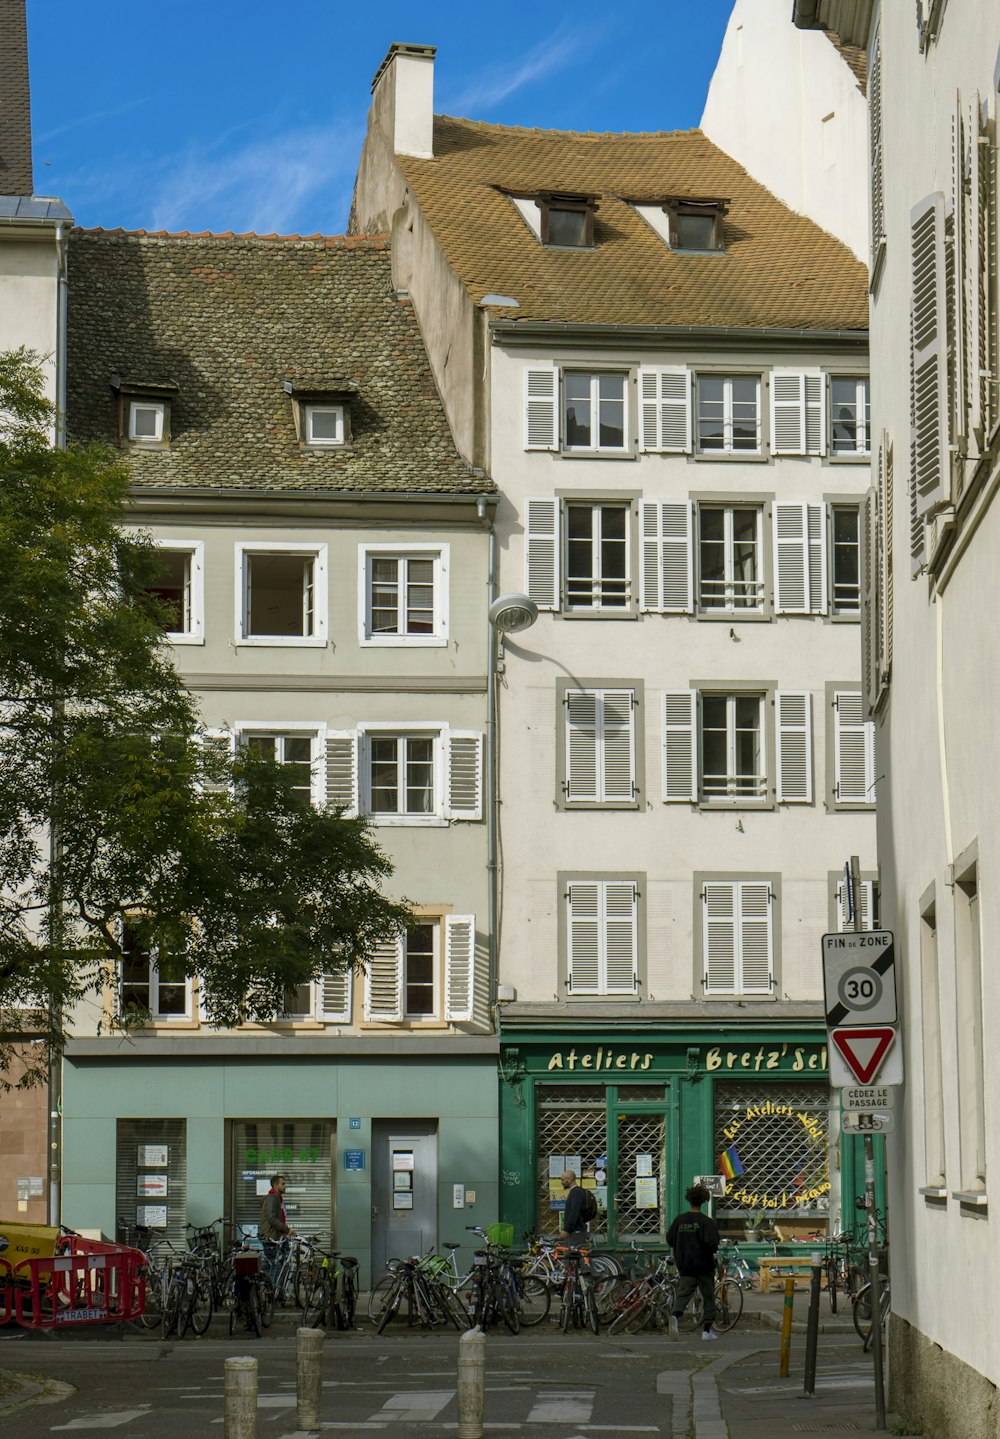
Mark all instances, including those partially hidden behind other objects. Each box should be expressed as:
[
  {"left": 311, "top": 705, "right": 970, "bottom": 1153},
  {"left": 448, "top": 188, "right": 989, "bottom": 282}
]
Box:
[{"left": 486, "top": 1222, "right": 515, "bottom": 1247}]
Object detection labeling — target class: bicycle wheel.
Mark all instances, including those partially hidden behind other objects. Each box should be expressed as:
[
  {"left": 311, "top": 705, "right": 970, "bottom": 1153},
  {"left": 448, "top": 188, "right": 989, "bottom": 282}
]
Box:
[
  {"left": 178, "top": 1274, "right": 198, "bottom": 1338},
  {"left": 853, "top": 1276, "right": 889, "bottom": 1342},
  {"left": 162, "top": 1276, "right": 181, "bottom": 1338},
  {"left": 436, "top": 1281, "right": 472, "bottom": 1331},
  {"left": 826, "top": 1257, "right": 839, "bottom": 1314},
  {"left": 376, "top": 1276, "right": 404, "bottom": 1334},
  {"left": 368, "top": 1274, "right": 396, "bottom": 1325},
  {"left": 586, "top": 1254, "right": 620, "bottom": 1308},
  {"left": 582, "top": 1281, "right": 599, "bottom": 1335},
  {"left": 139, "top": 1269, "right": 164, "bottom": 1331},
  {"left": 302, "top": 1275, "right": 330, "bottom": 1329},
  {"left": 340, "top": 1267, "right": 358, "bottom": 1328},
  {"left": 516, "top": 1276, "right": 550, "bottom": 1327},
  {"left": 229, "top": 1295, "right": 239, "bottom": 1336},
  {"left": 559, "top": 1280, "right": 573, "bottom": 1334},
  {"left": 500, "top": 1281, "right": 521, "bottom": 1335},
  {"left": 247, "top": 1282, "right": 263, "bottom": 1338},
  {"left": 258, "top": 1273, "right": 276, "bottom": 1328},
  {"left": 188, "top": 1276, "right": 213, "bottom": 1336},
  {"left": 608, "top": 1292, "right": 645, "bottom": 1336},
  {"left": 714, "top": 1277, "right": 743, "bottom": 1332},
  {"left": 679, "top": 1288, "right": 703, "bottom": 1332}
]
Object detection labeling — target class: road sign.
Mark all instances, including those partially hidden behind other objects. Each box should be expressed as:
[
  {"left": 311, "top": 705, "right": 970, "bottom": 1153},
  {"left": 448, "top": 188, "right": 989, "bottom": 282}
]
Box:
[
  {"left": 822, "top": 931, "right": 896, "bottom": 1027},
  {"left": 830, "top": 1026, "right": 900, "bottom": 1086},
  {"left": 842, "top": 1111, "right": 895, "bottom": 1135},
  {"left": 842, "top": 1086, "right": 895, "bottom": 1110}
]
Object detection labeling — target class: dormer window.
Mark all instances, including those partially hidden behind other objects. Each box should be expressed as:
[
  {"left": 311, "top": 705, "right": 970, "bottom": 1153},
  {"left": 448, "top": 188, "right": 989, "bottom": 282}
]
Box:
[
  {"left": 539, "top": 193, "right": 596, "bottom": 248},
  {"left": 111, "top": 375, "right": 177, "bottom": 448},
  {"left": 284, "top": 378, "right": 356, "bottom": 449},
  {"left": 306, "top": 404, "right": 345, "bottom": 447},
  {"left": 664, "top": 198, "right": 727, "bottom": 252},
  {"left": 129, "top": 400, "right": 164, "bottom": 442}
]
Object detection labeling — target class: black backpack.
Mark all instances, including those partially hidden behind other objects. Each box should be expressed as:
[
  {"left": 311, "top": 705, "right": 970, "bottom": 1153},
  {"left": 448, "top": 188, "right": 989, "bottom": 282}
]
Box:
[{"left": 580, "top": 1187, "right": 598, "bottom": 1223}]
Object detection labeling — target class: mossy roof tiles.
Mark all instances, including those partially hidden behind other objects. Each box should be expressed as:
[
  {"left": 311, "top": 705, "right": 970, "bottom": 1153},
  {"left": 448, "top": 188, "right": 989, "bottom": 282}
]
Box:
[
  {"left": 66, "top": 230, "right": 489, "bottom": 494},
  {"left": 396, "top": 118, "right": 868, "bottom": 332}
]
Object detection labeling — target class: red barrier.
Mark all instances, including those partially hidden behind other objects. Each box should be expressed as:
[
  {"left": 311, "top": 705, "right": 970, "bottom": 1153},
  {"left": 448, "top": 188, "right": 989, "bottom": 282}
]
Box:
[
  {"left": 12, "top": 1236, "right": 146, "bottom": 1328},
  {"left": 0, "top": 1258, "right": 12, "bottom": 1325}
]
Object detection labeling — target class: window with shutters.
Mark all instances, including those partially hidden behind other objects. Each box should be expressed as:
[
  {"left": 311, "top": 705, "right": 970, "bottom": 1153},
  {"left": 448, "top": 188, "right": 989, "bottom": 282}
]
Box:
[
  {"left": 363, "top": 913, "right": 477, "bottom": 1025},
  {"left": 236, "top": 542, "right": 327, "bottom": 646},
  {"left": 699, "top": 879, "right": 776, "bottom": 996},
  {"left": 238, "top": 727, "right": 322, "bottom": 807},
  {"left": 664, "top": 688, "right": 810, "bottom": 807},
  {"left": 558, "top": 683, "right": 640, "bottom": 809},
  {"left": 910, "top": 194, "right": 948, "bottom": 521},
  {"left": 560, "top": 876, "right": 642, "bottom": 998},
  {"left": 563, "top": 373, "right": 628, "bottom": 453},
  {"left": 565, "top": 501, "right": 632, "bottom": 610},
  {"left": 830, "top": 505, "right": 861, "bottom": 614},
  {"left": 701, "top": 694, "right": 765, "bottom": 801},
  {"left": 353, "top": 724, "right": 482, "bottom": 824},
  {"left": 828, "top": 688, "right": 876, "bottom": 809},
  {"left": 119, "top": 919, "right": 192, "bottom": 1022},
  {"left": 359, "top": 545, "right": 448, "bottom": 646},
  {"left": 147, "top": 541, "right": 204, "bottom": 643},
  {"left": 771, "top": 372, "right": 825, "bottom": 456},
  {"left": 279, "top": 967, "right": 352, "bottom": 1024},
  {"left": 830, "top": 378, "right": 871, "bottom": 457},
  {"left": 368, "top": 734, "right": 435, "bottom": 818},
  {"left": 698, "top": 504, "right": 764, "bottom": 612},
  {"left": 696, "top": 375, "right": 760, "bottom": 454}
]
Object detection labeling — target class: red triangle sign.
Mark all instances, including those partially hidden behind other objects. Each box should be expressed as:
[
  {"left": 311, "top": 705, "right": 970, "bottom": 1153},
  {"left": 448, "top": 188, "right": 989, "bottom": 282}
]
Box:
[{"left": 832, "top": 1027, "right": 896, "bottom": 1084}]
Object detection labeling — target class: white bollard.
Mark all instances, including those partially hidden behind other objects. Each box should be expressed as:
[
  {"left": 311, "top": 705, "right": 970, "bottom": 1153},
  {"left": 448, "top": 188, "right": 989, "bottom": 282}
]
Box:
[
  {"left": 296, "top": 1326, "right": 325, "bottom": 1431},
  {"left": 224, "top": 1356, "right": 258, "bottom": 1439},
  {"left": 457, "top": 1326, "right": 486, "bottom": 1439}
]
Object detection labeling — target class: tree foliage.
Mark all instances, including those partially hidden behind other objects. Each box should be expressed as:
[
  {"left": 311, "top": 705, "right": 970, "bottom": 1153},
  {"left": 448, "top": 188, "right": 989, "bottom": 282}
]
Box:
[{"left": 0, "top": 349, "right": 409, "bottom": 1084}]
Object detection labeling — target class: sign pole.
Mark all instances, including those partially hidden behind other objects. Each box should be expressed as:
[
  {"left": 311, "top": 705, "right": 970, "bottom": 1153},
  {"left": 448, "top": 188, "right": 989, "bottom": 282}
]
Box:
[{"left": 851, "top": 854, "right": 886, "bottom": 1431}]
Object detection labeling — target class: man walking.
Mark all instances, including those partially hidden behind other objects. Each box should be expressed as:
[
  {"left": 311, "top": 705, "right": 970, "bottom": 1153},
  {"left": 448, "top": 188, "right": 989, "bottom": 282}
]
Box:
[
  {"left": 560, "top": 1169, "right": 591, "bottom": 1244},
  {"left": 666, "top": 1183, "right": 720, "bottom": 1341},
  {"left": 259, "top": 1172, "right": 294, "bottom": 1266}
]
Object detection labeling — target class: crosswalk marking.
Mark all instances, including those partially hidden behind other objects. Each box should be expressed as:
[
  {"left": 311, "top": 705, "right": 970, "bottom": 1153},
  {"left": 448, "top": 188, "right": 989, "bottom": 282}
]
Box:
[
  {"left": 51, "top": 1413, "right": 150, "bottom": 1431},
  {"left": 526, "top": 1389, "right": 594, "bottom": 1424},
  {"left": 367, "top": 1390, "right": 455, "bottom": 1422}
]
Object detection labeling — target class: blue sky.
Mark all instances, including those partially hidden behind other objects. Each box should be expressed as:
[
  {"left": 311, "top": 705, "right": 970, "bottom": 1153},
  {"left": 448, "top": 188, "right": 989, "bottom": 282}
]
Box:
[{"left": 27, "top": 1, "right": 734, "bottom": 236}]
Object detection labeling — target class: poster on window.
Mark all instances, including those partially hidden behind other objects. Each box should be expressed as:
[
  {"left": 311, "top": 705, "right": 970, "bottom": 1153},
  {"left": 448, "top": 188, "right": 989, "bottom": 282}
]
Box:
[
  {"left": 393, "top": 1191, "right": 414, "bottom": 1210},
  {"left": 547, "top": 1155, "right": 565, "bottom": 1178},
  {"left": 635, "top": 1177, "right": 658, "bottom": 1209},
  {"left": 137, "top": 1174, "right": 168, "bottom": 1198},
  {"left": 393, "top": 1171, "right": 412, "bottom": 1191},
  {"left": 392, "top": 1150, "right": 414, "bottom": 1171},
  {"left": 137, "top": 1205, "right": 168, "bottom": 1227},
  {"left": 137, "top": 1145, "right": 168, "bottom": 1168},
  {"left": 635, "top": 1154, "right": 653, "bottom": 1177}
]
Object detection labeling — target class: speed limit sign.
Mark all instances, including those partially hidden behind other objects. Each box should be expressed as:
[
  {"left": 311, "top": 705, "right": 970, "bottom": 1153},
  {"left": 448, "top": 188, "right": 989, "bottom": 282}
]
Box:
[{"left": 821, "top": 931, "right": 897, "bottom": 1027}]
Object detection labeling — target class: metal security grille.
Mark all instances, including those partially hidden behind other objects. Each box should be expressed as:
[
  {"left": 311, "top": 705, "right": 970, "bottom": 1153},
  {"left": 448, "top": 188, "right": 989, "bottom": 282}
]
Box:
[
  {"left": 615, "top": 1112, "right": 666, "bottom": 1239},
  {"left": 535, "top": 1085, "right": 607, "bottom": 1237},
  {"left": 116, "top": 1118, "right": 187, "bottom": 1245},
  {"left": 231, "top": 1121, "right": 334, "bottom": 1241},
  {"left": 714, "top": 1083, "right": 832, "bottom": 1226}
]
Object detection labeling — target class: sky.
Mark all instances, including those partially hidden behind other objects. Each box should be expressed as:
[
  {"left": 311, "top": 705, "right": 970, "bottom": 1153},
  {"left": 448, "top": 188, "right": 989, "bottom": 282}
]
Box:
[{"left": 26, "top": 1, "right": 734, "bottom": 237}]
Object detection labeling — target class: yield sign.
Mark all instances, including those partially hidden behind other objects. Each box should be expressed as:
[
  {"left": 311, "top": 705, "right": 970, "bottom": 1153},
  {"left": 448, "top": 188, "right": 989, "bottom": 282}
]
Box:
[{"left": 831, "top": 1027, "right": 897, "bottom": 1085}]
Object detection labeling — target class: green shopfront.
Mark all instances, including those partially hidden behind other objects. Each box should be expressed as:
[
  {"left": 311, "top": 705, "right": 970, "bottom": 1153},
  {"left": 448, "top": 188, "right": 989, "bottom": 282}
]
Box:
[{"left": 498, "top": 1023, "right": 881, "bottom": 1245}]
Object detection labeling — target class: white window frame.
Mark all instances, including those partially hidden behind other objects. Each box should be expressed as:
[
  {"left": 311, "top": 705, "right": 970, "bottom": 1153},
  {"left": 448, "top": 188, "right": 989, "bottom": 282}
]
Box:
[
  {"left": 305, "top": 403, "right": 345, "bottom": 447},
  {"left": 152, "top": 539, "right": 204, "bottom": 644},
  {"left": 119, "top": 930, "right": 193, "bottom": 1023},
  {"left": 363, "top": 913, "right": 476, "bottom": 1025},
  {"left": 830, "top": 504, "right": 861, "bottom": 615},
  {"left": 358, "top": 543, "right": 449, "bottom": 647},
  {"left": 700, "top": 693, "right": 766, "bottom": 802},
  {"left": 235, "top": 541, "right": 328, "bottom": 647},
  {"left": 359, "top": 722, "right": 446, "bottom": 826},
  {"left": 563, "top": 499, "right": 633, "bottom": 611},
  {"left": 234, "top": 721, "right": 327, "bottom": 808},
  {"left": 697, "top": 504, "right": 765, "bottom": 613},
  {"left": 696, "top": 374, "right": 761, "bottom": 455},
  {"left": 829, "top": 376, "right": 871, "bottom": 458},
  {"left": 128, "top": 399, "right": 165, "bottom": 443},
  {"left": 561, "top": 371, "right": 629, "bottom": 454},
  {"left": 403, "top": 920, "right": 440, "bottom": 1021}
]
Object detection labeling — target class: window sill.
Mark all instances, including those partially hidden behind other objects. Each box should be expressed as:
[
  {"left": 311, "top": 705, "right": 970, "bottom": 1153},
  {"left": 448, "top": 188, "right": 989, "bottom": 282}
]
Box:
[
  {"left": 366, "top": 815, "right": 448, "bottom": 828},
  {"left": 167, "top": 633, "right": 206, "bottom": 646},
  {"left": 235, "top": 636, "right": 328, "bottom": 648},
  {"left": 832, "top": 801, "right": 876, "bottom": 813},
  {"left": 828, "top": 454, "right": 872, "bottom": 465},
  {"left": 561, "top": 608, "right": 638, "bottom": 621},
  {"left": 360, "top": 635, "right": 448, "bottom": 648},
  {"left": 360, "top": 1019, "right": 450, "bottom": 1031},
  {"left": 561, "top": 801, "right": 641, "bottom": 812},
  {"left": 559, "top": 449, "right": 636, "bottom": 461},
  {"left": 696, "top": 609, "right": 768, "bottom": 622},
  {"left": 699, "top": 798, "right": 773, "bottom": 812},
  {"left": 693, "top": 451, "right": 767, "bottom": 463},
  {"left": 952, "top": 1190, "right": 988, "bottom": 1208},
  {"left": 918, "top": 1186, "right": 948, "bottom": 1201},
  {"left": 827, "top": 612, "right": 861, "bottom": 624}
]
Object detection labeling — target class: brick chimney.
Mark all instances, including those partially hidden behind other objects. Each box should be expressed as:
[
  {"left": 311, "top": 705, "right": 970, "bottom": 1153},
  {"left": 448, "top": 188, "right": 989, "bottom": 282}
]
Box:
[
  {"left": 0, "top": 0, "right": 33, "bottom": 195},
  {"left": 369, "top": 43, "right": 435, "bottom": 160}
]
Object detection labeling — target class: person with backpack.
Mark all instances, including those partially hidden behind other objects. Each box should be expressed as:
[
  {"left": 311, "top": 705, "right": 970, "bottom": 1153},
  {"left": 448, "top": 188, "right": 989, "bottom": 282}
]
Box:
[
  {"left": 560, "top": 1169, "right": 597, "bottom": 1242},
  {"left": 665, "top": 1183, "right": 721, "bottom": 1340}
]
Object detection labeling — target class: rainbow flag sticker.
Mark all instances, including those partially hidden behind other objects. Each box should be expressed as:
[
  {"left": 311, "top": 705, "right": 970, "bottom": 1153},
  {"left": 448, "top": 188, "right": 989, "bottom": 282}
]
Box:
[{"left": 718, "top": 1145, "right": 744, "bottom": 1180}]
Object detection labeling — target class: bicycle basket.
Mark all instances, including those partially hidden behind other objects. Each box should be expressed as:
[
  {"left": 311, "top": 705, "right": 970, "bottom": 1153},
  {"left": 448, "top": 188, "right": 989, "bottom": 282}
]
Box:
[{"left": 485, "top": 1223, "right": 515, "bottom": 1247}]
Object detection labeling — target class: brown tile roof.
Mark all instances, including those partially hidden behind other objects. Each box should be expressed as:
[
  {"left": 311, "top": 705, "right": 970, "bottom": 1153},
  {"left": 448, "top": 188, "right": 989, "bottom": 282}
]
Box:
[
  {"left": 0, "top": 0, "right": 33, "bottom": 195},
  {"left": 66, "top": 229, "right": 490, "bottom": 495},
  {"left": 824, "top": 29, "right": 868, "bottom": 94},
  {"left": 396, "top": 118, "right": 868, "bottom": 332}
]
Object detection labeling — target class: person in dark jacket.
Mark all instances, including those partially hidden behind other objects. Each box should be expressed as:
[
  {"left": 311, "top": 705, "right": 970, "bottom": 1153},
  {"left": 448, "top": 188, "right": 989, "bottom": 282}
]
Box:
[
  {"left": 666, "top": 1183, "right": 720, "bottom": 1340},
  {"left": 560, "top": 1169, "right": 589, "bottom": 1243},
  {"left": 259, "top": 1173, "right": 294, "bottom": 1264}
]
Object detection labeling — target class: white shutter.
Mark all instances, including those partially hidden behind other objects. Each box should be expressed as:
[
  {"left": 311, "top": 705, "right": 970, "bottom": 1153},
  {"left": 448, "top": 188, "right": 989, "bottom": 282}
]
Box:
[
  {"left": 199, "top": 727, "right": 234, "bottom": 795},
  {"left": 703, "top": 882, "right": 737, "bottom": 993},
  {"left": 601, "top": 691, "right": 636, "bottom": 803},
  {"left": 326, "top": 730, "right": 358, "bottom": 815},
  {"left": 869, "top": 29, "right": 885, "bottom": 266},
  {"left": 704, "top": 881, "right": 773, "bottom": 995},
  {"left": 773, "top": 503, "right": 827, "bottom": 614},
  {"left": 639, "top": 501, "right": 693, "bottom": 613},
  {"left": 565, "top": 689, "right": 635, "bottom": 805},
  {"left": 951, "top": 101, "right": 968, "bottom": 448},
  {"left": 836, "top": 878, "right": 875, "bottom": 932},
  {"left": 524, "top": 497, "right": 560, "bottom": 609},
  {"left": 318, "top": 969, "right": 352, "bottom": 1023},
  {"left": 603, "top": 882, "right": 639, "bottom": 995},
  {"left": 877, "top": 437, "right": 893, "bottom": 681},
  {"left": 444, "top": 914, "right": 475, "bottom": 1022},
  {"left": 910, "top": 193, "right": 948, "bottom": 517},
  {"left": 524, "top": 366, "right": 558, "bottom": 450},
  {"left": 739, "top": 883, "right": 774, "bottom": 995},
  {"left": 445, "top": 731, "right": 483, "bottom": 820},
  {"left": 663, "top": 691, "right": 697, "bottom": 802},
  {"left": 363, "top": 933, "right": 403, "bottom": 1021},
  {"left": 971, "top": 96, "right": 995, "bottom": 440},
  {"left": 771, "top": 372, "right": 825, "bottom": 456},
  {"left": 862, "top": 488, "right": 880, "bottom": 714},
  {"left": 567, "top": 882, "right": 601, "bottom": 995},
  {"left": 834, "top": 690, "right": 875, "bottom": 805},
  {"left": 775, "top": 691, "right": 812, "bottom": 804},
  {"left": 638, "top": 367, "right": 692, "bottom": 452},
  {"left": 565, "top": 690, "right": 599, "bottom": 803}
]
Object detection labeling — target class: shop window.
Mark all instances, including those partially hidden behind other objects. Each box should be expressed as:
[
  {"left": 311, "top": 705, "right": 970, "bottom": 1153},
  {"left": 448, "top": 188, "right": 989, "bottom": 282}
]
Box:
[
  {"left": 713, "top": 1082, "right": 832, "bottom": 1236},
  {"left": 116, "top": 1118, "right": 187, "bottom": 1248},
  {"left": 230, "top": 1120, "right": 334, "bottom": 1241},
  {"left": 535, "top": 1084, "right": 607, "bottom": 1239}
]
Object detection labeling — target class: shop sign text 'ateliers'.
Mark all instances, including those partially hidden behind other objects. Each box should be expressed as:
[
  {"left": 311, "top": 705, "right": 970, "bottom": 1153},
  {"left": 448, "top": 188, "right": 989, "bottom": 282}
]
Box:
[{"left": 544, "top": 1044, "right": 827, "bottom": 1073}]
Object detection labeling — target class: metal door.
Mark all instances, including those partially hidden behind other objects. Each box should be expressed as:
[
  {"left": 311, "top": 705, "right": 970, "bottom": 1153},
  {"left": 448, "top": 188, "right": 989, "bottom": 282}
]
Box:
[
  {"left": 613, "top": 1110, "right": 668, "bottom": 1242},
  {"left": 371, "top": 1120, "right": 437, "bottom": 1281}
]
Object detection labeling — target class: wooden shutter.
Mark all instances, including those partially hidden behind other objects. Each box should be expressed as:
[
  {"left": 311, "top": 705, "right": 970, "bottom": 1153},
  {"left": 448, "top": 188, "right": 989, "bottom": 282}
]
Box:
[
  {"left": 861, "top": 488, "right": 880, "bottom": 715},
  {"left": 738, "top": 883, "right": 774, "bottom": 994},
  {"left": 704, "top": 881, "right": 773, "bottom": 995},
  {"left": 663, "top": 691, "right": 697, "bottom": 802},
  {"left": 363, "top": 933, "right": 403, "bottom": 1022},
  {"left": 877, "top": 436, "right": 893, "bottom": 681},
  {"left": 565, "top": 689, "right": 635, "bottom": 804},
  {"left": 638, "top": 367, "right": 692, "bottom": 452},
  {"left": 773, "top": 503, "right": 827, "bottom": 614},
  {"left": 911, "top": 193, "right": 948, "bottom": 517},
  {"left": 771, "top": 372, "right": 824, "bottom": 455},
  {"left": 603, "top": 882, "right": 639, "bottom": 995},
  {"left": 950, "top": 101, "right": 968, "bottom": 453},
  {"left": 869, "top": 29, "right": 885, "bottom": 267},
  {"left": 318, "top": 969, "right": 352, "bottom": 1023},
  {"left": 445, "top": 731, "right": 483, "bottom": 820},
  {"left": 836, "top": 878, "right": 875, "bottom": 932},
  {"left": 444, "top": 914, "right": 475, "bottom": 1022},
  {"left": 567, "top": 882, "right": 637, "bottom": 995},
  {"left": 775, "top": 691, "right": 812, "bottom": 804},
  {"left": 703, "top": 882, "right": 737, "bottom": 993},
  {"left": 565, "top": 690, "right": 599, "bottom": 802},
  {"left": 967, "top": 94, "right": 994, "bottom": 449},
  {"left": 639, "top": 501, "right": 693, "bottom": 613},
  {"left": 524, "top": 497, "right": 560, "bottom": 609},
  {"left": 325, "top": 730, "right": 358, "bottom": 816},
  {"left": 199, "top": 727, "right": 234, "bottom": 795},
  {"left": 524, "top": 366, "right": 558, "bottom": 450},
  {"left": 834, "top": 690, "right": 875, "bottom": 805},
  {"left": 567, "top": 882, "right": 601, "bottom": 994}
]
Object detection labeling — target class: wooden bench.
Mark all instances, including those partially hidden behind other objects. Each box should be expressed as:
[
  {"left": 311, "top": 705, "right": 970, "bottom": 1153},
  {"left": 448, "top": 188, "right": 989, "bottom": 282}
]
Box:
[{"left": 757, "top": 1256, "right": 816, "bottom": 1293}]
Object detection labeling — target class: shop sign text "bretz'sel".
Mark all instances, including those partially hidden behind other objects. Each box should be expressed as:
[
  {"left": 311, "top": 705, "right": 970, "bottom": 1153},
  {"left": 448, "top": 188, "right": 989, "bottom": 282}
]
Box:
[{"left": 544, "top": 1043, "right": 827, "bottom": 1073}]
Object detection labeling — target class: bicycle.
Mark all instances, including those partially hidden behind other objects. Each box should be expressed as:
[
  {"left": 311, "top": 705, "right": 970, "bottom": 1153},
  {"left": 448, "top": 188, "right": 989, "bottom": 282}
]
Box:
[
  {"left": 852, "top": 1273, "right": 890, "bottom": 1352},
  {"left": 372, "top": 1256, "right": 466, "bottom": 1333},
  {"left": 605, "top": 1254, "right": 677, "bottom": 1335},
  {"left": 163, "top": 1252, "right": 214, "bottom": 1338},
  {"left": 556, "top": 1247, "right": 600, "bottom": 1334},
  {"left": 300, "top": 1246, "right": 359, "bottom": 1331},
  {"left": 229, "top": 1251, "right": 268, "bottom": 1338},
  {"left": 677, "top": 1257, "right": 744, "bottom": 1334}
]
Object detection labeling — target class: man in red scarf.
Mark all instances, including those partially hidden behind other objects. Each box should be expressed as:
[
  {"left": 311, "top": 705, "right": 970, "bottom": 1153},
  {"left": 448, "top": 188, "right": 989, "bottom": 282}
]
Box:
[{"left": 260, "top": 1173, "right": 294, "bottom": 1264}]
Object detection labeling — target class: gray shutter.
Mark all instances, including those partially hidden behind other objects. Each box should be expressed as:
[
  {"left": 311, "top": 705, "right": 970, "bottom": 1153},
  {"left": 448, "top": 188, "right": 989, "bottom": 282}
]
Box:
[
  {"left": 525, "top": 366, "right": 558, "bottom": 450},
  {"left": 910, "top": 193, "right": 948, "bottom": 517},
  {"left": 775, "top": 691, "right": 812, "bottom": 804},
  {"left": 318, "top": 970, "right": 352, "bottom": 1023},
  {"left": 837, "top": 878, "right": 874, "bottom": 931},
  {"left": 567, "top": 882, "right": 601, "bottom": 995},
  {"left": 703, "top": 882, "right": 737, "bottom": 993},
  {"left": 738, "top": 883, "right": 773, "bottom": 995},
  {"left": 565, "top": 690, "right": 599, "bottom": 803},
  {"left": 524, "top": 497, "right": 560, "bottom": 609},
  {"left": 834, "top": 690, "right": 874, "bottom": 805},
  {"left": 444, "top": 914, "right": 475, "bottom": 1022},
  {"left": 663, "top": 691, "right": 697, "bottom": 802},
  {"left": 363, "top": 933, "right": 403, "bottom": 1022},
  {"left": 603, "top": 882, "right": 639, "bottom": 995},
  {"left": 445, "top": 731, "right": 483, "bottom": 821},
  {"left": 639, "top": 501, "right": 693, "bottom": 613},
  {"left": 638, "top": 367, "right": 691, "bottom": 452},
  {"left": 869, "top": 29, "right": 884, "bottom": 267},
  {"left": 877, "top": 437, "right": 893, "bottom": 683},
  {"left": 325, "top": 730, "right": 358, "bottom": 816}
]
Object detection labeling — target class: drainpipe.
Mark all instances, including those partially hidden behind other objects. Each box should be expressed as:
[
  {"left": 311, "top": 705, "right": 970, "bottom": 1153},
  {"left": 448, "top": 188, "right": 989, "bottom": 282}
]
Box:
[
  {"left": 478, "top": 498, "right": 499, "bottom": 1019},
  {"left": 54, "top": 222, "right": 68, "bottom": 449}
]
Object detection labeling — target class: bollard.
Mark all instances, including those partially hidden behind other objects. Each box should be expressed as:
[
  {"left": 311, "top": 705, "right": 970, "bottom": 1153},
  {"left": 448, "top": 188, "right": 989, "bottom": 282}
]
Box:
[
  {"left": 779, "top": 1277, "right": 794, "bottom": 1377},
  {"left": 802, "top": 1250, "right": 823, "bottom": 1397},
  {"left": 296, "top": 1327, "right": 324, "bottom": 1432},
  {"left": 457, "top": 1325, "right": 486, "bottom": 1439},
  {"left": 224, "top": 1356, "right": 257, "bottom": 1439}
]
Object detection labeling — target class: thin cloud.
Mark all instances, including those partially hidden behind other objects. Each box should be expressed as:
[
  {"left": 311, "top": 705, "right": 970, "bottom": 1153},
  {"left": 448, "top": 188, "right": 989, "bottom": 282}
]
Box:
[
  {"left": 443, "top": 23, "right": 601, "bottom": 115},
  {"left": 35, "top": 97, "right": 152, "bottom": 145}
]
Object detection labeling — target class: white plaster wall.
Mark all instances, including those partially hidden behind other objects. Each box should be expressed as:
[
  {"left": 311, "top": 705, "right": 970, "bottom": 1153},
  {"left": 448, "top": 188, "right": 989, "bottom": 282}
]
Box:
[
  {"left": 701, "top": 0, "right": 869, "bottom": 260},
  {"left": 0, "top": 235, "right": 59, "bottom": 402}
]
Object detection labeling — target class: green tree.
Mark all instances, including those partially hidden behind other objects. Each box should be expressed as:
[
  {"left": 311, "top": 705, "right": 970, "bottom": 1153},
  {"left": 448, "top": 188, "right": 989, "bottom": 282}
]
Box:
[{"left": 0, "top": 349, "right": 409, "bottom": 1084}]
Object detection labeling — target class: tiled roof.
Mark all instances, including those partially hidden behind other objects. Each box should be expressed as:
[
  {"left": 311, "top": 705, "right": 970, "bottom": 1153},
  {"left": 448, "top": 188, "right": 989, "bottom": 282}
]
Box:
[
  {"left": 0, "top": 0, "right": 32, "bottom": 195},
  {"left": 396, "top": 118, "right": 868, "bottom": 332},
  {"left": 66, "top": 230, "right": 490, "bottom": 495},
  {"left": 824, "top": 29, "right": 868, "bottom": 94}
]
